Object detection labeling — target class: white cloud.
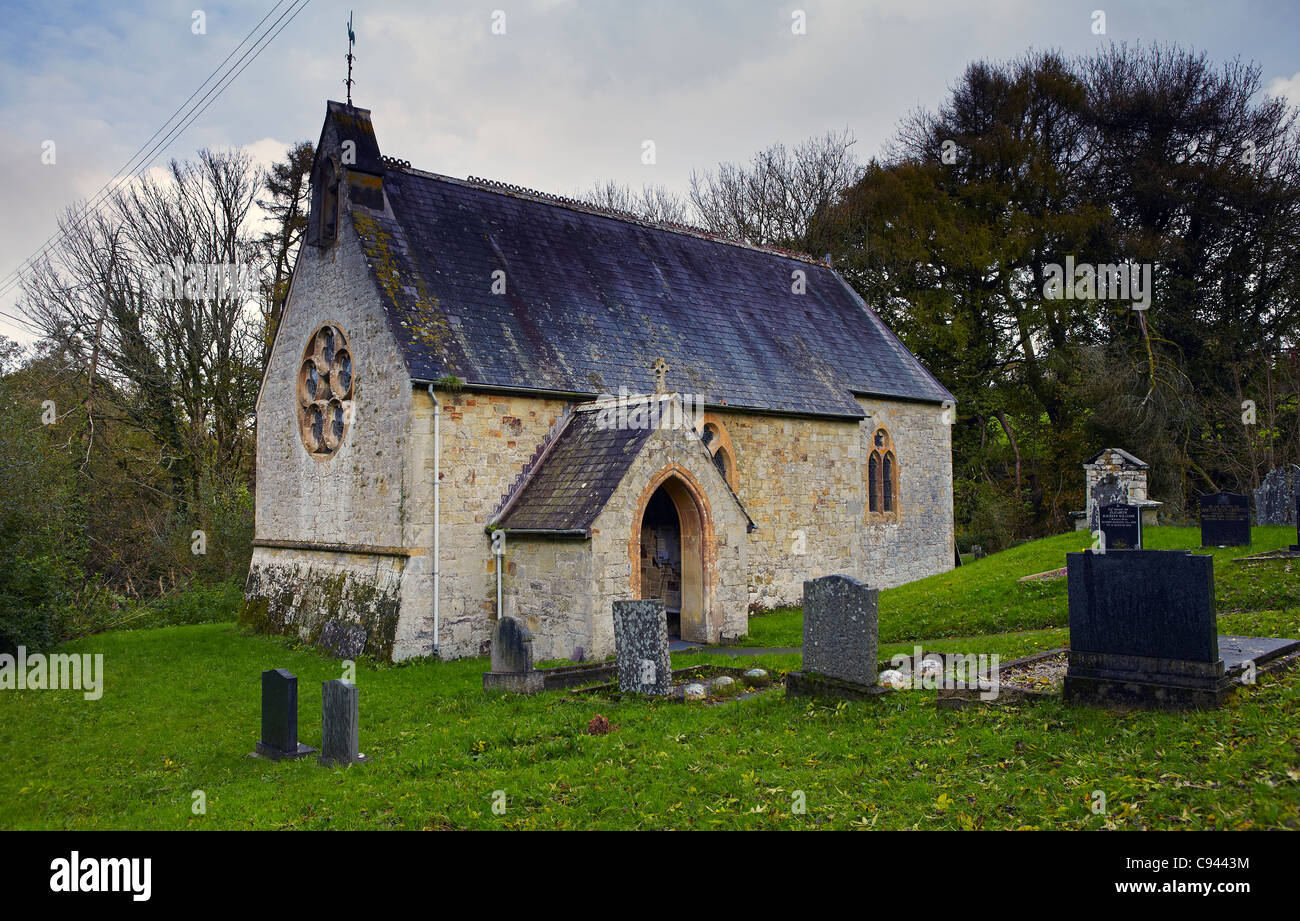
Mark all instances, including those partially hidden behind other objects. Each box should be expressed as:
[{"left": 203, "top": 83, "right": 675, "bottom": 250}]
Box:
[
  {"left": 3, "top": 0, "right": 1299, "bottom": 346},
  {"left": 1267, "top": 72, "right": 1300, "bottom": 106}
]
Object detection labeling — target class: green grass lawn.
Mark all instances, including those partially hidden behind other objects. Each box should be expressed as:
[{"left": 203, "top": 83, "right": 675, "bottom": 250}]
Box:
[
  {"left": 1, "top": 527, "right": 1297, "bottom": 830},
  {"left": 740, "top": 525, "right": 1300, "bottom": 648}
]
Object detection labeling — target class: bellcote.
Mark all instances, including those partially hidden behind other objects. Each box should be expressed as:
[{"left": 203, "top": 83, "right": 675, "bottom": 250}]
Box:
[{"left": 307, "top": 100, "right": 385, "bottom": 249}]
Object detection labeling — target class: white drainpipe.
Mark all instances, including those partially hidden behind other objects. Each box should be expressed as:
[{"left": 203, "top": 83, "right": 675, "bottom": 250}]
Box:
[{"left": 427, "top": 383, "right": 441, "bottom": 656}]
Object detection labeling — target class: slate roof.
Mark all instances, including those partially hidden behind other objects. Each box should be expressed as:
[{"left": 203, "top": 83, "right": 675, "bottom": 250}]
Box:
[
  {"left": 352, "top": 167, "right": 954, "bottom": 418},
  {"left": 494, "top": 408, "right": 657, "bottom": 534},
  {"left": 1084, "top": 448, "right": 1149, "bottom": 468}
]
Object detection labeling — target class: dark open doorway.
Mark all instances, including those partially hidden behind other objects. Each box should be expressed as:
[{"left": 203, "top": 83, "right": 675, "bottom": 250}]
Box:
[{"left": 639, "top": 484, "right": 683, "bottom": 638}]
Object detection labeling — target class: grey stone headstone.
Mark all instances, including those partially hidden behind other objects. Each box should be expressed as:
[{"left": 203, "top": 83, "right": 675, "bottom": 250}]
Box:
[
  {"left": 318, "top": 679, "right": 370, "bottom": 766},
  {"left": 490, "top": 616, "right": 534, "bottom": 673},
  {"left": 612, "top": 599, "right": 671, "bottom": 695},
  {"left": 254, "top": 668, "right": 315, "bottom": 760},
  {"left": 1089, "top": 474, "right": 1128, "bottom": 531},
  {"left": 1199, "top": 492, "right": 1251, "bottom": 547},
  {"left": 320, "top": 618, "right": 368, "bottom": 659},
  {"left": 1254, "top": 465, "right": 1299, "bottom": 526},
  {"left": 802, "top": 574, "right": 879, "bottom": 686},
  {"left": 1293, "top": 496, "right": 1300, "bottom": 551}
]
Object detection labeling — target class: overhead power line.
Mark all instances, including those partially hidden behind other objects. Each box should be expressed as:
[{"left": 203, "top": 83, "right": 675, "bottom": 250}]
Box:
[{"left": 0, "top": 0, "right": 312, "bottom": 309}]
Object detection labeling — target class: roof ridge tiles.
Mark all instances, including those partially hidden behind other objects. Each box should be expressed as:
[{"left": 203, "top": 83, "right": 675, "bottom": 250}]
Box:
[{"left": 385, "top": 161, "right": 826, "bottom": 265}]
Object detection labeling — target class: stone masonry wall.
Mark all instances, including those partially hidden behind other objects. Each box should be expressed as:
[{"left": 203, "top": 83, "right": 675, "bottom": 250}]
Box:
[
  {"left": 253, "top": 219, "right": 413, "bottom": 549},
  {"left": 707, "top": 409, "right": 857, "bottom": 610},
  {"left": 395, "top": 392, "right": 952, "bottom": 660},
  {"left": 401, "top": 389, "right": 574, "bottom": 660},
  {"left": 501, "top": 537, "right": 595, "bottom": 662},
  {"left": 704, "top": 398, "right": 954, "bottom": 610},
  {"left": 587, "top": 421, "right": 750, "bottom": 655},
  {"left": 853, "top": 397, "right": 956, "bottom": 591},
  {"left": 242, "top": 547, "right": 404, "bottom": 660},
  {"left": 245, "top": 207, "right": 420, "bottom": 660}
]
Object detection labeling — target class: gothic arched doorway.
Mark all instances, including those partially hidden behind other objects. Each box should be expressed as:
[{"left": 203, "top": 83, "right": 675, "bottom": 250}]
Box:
[{"left": 631, "top": 468, "right": 713, "bottom": 643}]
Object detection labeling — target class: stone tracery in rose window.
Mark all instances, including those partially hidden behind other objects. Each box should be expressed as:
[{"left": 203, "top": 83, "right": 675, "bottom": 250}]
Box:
[{"left": 296, "top": 324, "right": 354, "bottom": 458}]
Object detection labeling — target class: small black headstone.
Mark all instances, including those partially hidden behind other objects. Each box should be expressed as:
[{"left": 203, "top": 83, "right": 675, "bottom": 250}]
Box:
[
  {"left": 1199, "top": 492, "right": 1251, "bottom": 547},
  {"left": 1099, "top": 502, "right": 1141, "bottom": 550},
  {"left": 318, "top": 679, "right": 370, "bottom": 766},
  {"left": 482, "top": 616, "right": 545, "bottom": 693},
  {"left": 254, "top": 668, "right": 315, "bottom": 761}
]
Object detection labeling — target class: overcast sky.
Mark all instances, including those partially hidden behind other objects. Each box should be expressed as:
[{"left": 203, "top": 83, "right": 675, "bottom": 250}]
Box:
[{"left": 2, "top": 0, "right": 1298, "bottom": 341}]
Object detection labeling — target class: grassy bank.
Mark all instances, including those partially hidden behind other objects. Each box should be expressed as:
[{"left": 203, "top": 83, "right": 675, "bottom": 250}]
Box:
[
  {"left": 0, "top": 529, "right": 1296, "bottom": 830},
  {"left": 740, "top": 525, "right": 1300, "bottom": 648}
]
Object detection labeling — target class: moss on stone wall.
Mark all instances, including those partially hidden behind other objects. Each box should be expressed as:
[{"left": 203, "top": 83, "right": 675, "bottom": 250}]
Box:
[{"left": 242, "top": 562, "right": 402, "bottom": 662}]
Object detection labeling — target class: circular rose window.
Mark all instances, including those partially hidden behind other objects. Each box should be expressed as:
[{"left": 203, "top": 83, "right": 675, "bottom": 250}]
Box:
[{"left": 297, "top": 324, "right": 354, "bottom": 458}]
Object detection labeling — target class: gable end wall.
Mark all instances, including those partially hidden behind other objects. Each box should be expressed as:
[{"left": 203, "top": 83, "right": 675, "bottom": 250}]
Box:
[{"left": 243, "top": 217, "right": 417, "bottom": 658}]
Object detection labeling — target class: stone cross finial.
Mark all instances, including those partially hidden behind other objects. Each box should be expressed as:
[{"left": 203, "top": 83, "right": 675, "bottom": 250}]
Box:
[{"left": 653, "top": 357, "right": 670, "bottom": 394}]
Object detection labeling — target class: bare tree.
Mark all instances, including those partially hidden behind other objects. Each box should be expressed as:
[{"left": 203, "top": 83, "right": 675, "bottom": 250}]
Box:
[
  {"left": 688, "top": 129, "right": 862, "bottom": 247},
  {"left": 20, "top": 149, "right": 264, "bottom": 511},
  {"left": 579, "top": 180, "right": 693, "bottom": 225}
]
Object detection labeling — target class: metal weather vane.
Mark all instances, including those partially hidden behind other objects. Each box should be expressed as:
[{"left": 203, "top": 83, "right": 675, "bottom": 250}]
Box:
[{"left": 345, "top": 12, "right": 356, "bottom": 105}]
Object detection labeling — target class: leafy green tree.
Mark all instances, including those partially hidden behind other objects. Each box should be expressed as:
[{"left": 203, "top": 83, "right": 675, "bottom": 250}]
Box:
[
  {"left": 0, "top": 337, "right": 83, "bottom": 652},
  {"left": 810, "top": 44, "right": 1300, "bottom": 543}
]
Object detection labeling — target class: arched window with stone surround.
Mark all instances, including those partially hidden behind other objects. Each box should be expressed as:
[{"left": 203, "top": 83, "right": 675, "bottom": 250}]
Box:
[
  {"left": 698, "top": 415, "right": 738, "bottom": 490},
  {"left": 867, "top": 427, "right": 899, "bottom": 521},
  {"left": 883, "top": 451, "right": 894, "bottom": 511}
]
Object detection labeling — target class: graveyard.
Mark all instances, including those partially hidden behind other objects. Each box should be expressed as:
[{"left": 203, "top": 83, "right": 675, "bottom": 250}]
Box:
[{"left": 1, "top": 523, "right": 1297, "bottom": 831}]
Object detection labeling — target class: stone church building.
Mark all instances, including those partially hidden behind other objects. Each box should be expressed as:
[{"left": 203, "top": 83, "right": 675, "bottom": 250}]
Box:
[{"left": 242, "top": 102, "right": 957, "bottom": 662}]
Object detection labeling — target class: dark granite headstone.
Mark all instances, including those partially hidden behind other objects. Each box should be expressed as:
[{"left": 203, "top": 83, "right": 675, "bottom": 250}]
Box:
[
  {"left": 1089, "top": 474, "right": 1128, "bottom": 531},
  {"left": 1063, "top": 550, "right": 1231, "bottom": 708},
  {"left": 318, "top": 679, "right": 370, "bottom": 766},
  {"left": 801, "top": 575, "right": 879, "bottom": 686},
  {"left": 254, "top": 669, "right": 315, "bottom": 760},
  {"left": 1254, "top": 464, "right": 1300, "bottom": 526},
  {"left": 1099, "top": 502, "right": 1141, "bottom": 550},
  {"left": 482, "top": 616, "right": 544, "bottom": 693},
  {"left": 612, "top": 599, "right": 671, "bottom": 695},
  {"left": 1199, "top": 492, "right": 1251, "bottom": 547},
  {"left": 490, "top": 616, "right": 534, "bottom": 673}
]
